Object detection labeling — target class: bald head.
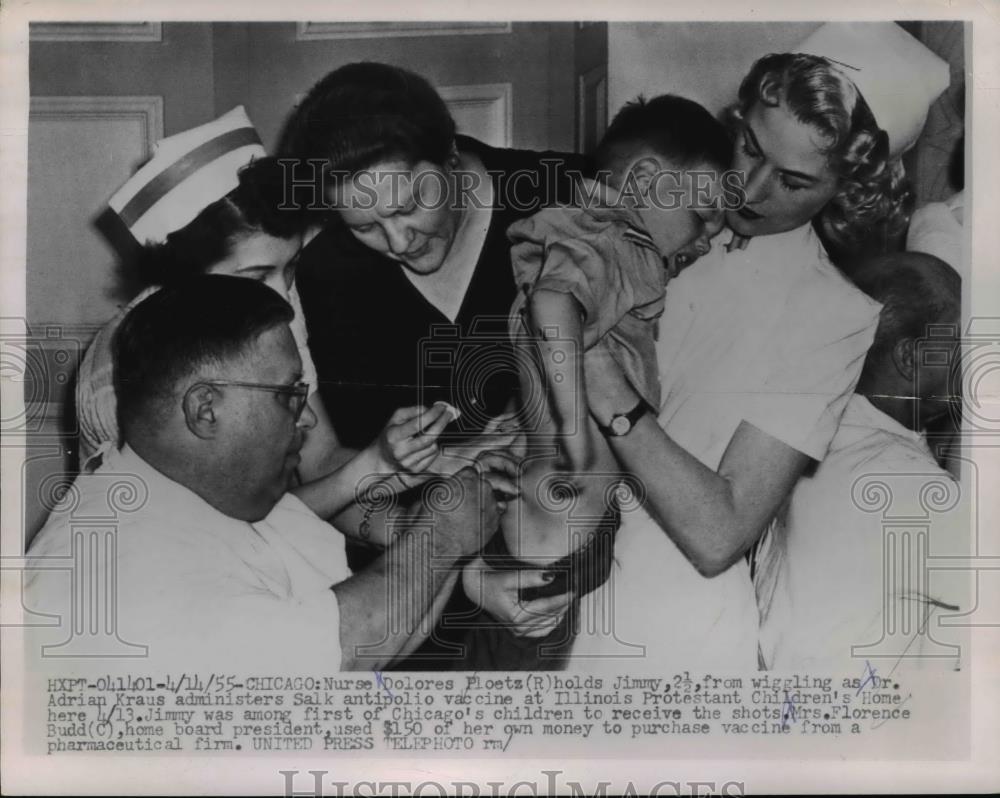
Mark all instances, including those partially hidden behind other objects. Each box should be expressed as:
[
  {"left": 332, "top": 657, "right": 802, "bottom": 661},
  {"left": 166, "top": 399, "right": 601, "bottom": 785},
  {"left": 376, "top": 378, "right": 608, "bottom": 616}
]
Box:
[
  {"left": 852, "top": 251, "right": 961, "bottom": 429},
  {"left": 854, "top": 251, "right": 960, "bottom": 376}
]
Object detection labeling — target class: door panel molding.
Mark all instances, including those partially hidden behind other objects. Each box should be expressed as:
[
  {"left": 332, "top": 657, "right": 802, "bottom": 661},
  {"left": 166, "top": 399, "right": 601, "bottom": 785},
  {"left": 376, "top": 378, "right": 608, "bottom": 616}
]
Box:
[
  {"left": 295, "top": 21, "right": 511, "bottom": 40},
  {"left": 29, "top": 22, "right": 162, "bottom": 42},
  {"left": 439, "top": 83, "right": 513, "bottom": 149},
  {"left": 577, "top": 65, "right": 608, "bottom": 155},
  {"left": 30, "top": 95, "right": 164, "bottom": 156}
]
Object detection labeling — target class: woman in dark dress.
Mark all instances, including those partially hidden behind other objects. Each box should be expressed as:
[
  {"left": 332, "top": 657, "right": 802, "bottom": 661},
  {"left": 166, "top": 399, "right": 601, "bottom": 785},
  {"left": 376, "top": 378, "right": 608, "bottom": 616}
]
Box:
[{"left": 282, "top": 62, "right": 592, "bottom": 668}]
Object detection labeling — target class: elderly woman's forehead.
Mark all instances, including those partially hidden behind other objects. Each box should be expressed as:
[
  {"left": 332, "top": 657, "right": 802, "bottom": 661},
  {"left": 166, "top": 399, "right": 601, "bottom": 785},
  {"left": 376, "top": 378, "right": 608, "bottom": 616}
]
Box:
[
  {"left": 331, "top": 159, "right": 446, "bottom": 207},
  {"left": 355, "top": 159, "right": 442, "bottom": 183}
]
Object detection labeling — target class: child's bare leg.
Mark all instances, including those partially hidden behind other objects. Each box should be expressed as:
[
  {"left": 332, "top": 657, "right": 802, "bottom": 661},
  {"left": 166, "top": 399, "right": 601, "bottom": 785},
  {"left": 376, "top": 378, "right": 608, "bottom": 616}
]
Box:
[{"left": 500, "top": 422, "right": 619, "bottom": 564}]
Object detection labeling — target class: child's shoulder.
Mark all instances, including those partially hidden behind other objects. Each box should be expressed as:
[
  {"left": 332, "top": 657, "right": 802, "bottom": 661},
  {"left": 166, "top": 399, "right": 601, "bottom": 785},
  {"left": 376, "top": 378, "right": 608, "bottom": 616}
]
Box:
[{"left": 507, "top": 202, "right": 636, "bottom": 250}]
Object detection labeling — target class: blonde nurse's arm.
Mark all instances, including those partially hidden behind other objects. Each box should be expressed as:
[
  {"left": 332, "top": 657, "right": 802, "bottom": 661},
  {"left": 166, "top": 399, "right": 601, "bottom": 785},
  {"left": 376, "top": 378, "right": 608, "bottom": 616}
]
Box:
[{"left": 583, "top": 343, "right": 810, "bottom": 577}]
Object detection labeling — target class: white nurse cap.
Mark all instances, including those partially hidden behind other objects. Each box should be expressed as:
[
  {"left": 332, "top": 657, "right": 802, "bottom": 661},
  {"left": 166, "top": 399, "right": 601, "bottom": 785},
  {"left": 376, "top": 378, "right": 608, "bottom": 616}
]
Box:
[
  {"left": 108, "top": 105, "right": 266, "bottom": 245},
  {"left": 796, "top": 21, "right": 950, "bottom": 157}
]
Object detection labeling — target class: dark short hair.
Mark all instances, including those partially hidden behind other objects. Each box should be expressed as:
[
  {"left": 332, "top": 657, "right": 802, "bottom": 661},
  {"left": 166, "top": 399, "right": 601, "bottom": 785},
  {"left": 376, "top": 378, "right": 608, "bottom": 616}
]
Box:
[
  {"left": 138, "top": 157, "right": 307, "bottom": 287},
  {"left": 594, "top": 94, "right": 732, "bottom": 176},
  {"left": 280, "top": 61, "right": 457, "bottom": 174},
  {"left": 115, "top": 275, "right": 295, "bottom": 433},
  {"left": 852, "top": 251, "right": 961, "bottom": 373}
]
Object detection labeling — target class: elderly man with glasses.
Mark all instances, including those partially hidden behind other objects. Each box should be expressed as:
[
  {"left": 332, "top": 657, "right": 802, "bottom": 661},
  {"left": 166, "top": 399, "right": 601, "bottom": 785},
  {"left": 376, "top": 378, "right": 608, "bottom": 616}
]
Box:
[{"left": 25, "top": 276, "right": 501, "bottom": 673}]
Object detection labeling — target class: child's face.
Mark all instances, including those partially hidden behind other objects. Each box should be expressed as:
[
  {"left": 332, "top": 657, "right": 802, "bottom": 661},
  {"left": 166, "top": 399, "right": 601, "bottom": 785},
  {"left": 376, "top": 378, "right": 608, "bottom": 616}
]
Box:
[
  {"left": 662, "top": 207, "right": 725, "bottom": 278},
  {"left": 636, "top": 162, "right": 725, "bottom": 278}
]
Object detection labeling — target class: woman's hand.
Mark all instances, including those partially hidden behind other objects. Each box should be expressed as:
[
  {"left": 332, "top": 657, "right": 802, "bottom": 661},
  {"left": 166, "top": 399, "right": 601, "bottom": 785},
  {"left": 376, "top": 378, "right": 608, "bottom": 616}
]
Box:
[
  {"left": 427, "top": 411, "right": 523, "bottom": 475},
  {"left": 473, "top": 450, "right": 521, "bottom": 510},
  {"left": 462, "top": 557, "right": 574, "bottom": 638},
  {"left": 373, "top": 403, "right": 457, "bottom": 476},
  {"left": 582, "top": 341, "right": 641, "bottom": 425}
]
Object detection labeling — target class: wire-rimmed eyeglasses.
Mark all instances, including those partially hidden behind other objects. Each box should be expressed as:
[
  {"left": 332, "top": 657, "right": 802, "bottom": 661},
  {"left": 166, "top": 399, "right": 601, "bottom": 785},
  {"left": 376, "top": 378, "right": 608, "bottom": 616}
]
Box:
[{"left": 195, "top": 380, "right": 311, "bottom": 421}]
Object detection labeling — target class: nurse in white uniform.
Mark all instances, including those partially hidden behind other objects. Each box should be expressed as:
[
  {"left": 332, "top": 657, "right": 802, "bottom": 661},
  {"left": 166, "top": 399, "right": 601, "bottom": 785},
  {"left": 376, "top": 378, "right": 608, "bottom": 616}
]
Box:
[{"left": 568, "top": 22, "right": 950, "bottom": 671}]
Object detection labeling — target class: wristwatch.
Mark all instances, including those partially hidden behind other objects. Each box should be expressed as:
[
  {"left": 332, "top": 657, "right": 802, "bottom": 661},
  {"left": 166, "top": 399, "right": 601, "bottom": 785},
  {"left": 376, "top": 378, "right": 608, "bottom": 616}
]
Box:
[{"left": 597, "top": 400, "right": 647, "bottom": 437}]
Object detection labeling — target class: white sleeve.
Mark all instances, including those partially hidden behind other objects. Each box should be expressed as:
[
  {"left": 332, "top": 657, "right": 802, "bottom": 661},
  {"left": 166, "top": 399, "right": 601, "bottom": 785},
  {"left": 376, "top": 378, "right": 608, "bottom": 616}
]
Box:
[{"left": 907, "top": 199, "right": 964, "bottom": 275}]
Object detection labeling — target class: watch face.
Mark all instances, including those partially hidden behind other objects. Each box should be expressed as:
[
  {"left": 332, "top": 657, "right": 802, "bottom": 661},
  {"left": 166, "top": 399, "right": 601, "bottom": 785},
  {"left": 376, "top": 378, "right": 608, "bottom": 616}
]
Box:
[{"left": 610, "top": 415, "right": 631, "bottom": 436}]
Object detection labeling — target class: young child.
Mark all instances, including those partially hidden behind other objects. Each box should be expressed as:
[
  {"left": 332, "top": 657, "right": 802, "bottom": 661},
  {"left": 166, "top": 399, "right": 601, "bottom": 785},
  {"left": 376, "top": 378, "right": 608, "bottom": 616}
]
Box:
[{"left": 478, "top": 96, "right": 731, "bottom": 646}]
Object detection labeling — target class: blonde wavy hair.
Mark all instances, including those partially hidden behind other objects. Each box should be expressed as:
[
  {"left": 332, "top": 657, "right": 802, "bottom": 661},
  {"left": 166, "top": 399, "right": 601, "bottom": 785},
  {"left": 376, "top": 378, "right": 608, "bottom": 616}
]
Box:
[{"left": 730, "top": 53, "right": 912, "bottom": 256}]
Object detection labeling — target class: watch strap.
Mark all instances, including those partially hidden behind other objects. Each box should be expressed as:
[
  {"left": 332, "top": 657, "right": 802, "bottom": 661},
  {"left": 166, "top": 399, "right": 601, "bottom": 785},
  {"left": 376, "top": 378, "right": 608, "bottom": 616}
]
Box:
[{"left": 597, "top": 400, "right": 647, "bottom": 437}]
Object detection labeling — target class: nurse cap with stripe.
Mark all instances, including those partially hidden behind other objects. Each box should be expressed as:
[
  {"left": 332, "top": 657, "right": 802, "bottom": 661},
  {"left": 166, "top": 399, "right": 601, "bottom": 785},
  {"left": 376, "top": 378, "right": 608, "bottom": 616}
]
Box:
[
  {"left": 795, "top": 22, "right": 950, "bottom": 158},
  {"left": 108, "top": 106, "right": 266, "bottom": 245}
]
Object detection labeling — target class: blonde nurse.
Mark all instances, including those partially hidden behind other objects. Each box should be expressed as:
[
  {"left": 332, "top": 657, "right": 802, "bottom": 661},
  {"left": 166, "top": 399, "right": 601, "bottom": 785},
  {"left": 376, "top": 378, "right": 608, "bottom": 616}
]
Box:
[{"left": 568, "top": 22, "right": 950, "bottom": 671}]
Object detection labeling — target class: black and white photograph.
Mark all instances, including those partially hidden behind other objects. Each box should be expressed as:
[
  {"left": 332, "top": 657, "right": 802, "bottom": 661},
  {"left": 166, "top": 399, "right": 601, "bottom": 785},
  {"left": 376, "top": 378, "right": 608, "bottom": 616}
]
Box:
[{"left": 1, "top": 1, "right": 998, "bottom": 794}]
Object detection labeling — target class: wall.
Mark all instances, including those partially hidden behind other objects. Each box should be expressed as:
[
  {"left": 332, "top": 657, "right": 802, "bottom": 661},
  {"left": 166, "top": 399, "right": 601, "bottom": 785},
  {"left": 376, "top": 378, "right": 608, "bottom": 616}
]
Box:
[
  {"left": 211, "top": 22, "right": 578, "bottom": 154},
  {"left": 608, "top": 21, "right": 822, "bottom": 117},
  {"left": 574, "top": 22, "right": 609, "bottom": 153},
  {"left": 28, "top": 23, "right": 217, "bottom": 325},
  {"left": 905, "top": 21, "right": 966, "bottom": 205}
]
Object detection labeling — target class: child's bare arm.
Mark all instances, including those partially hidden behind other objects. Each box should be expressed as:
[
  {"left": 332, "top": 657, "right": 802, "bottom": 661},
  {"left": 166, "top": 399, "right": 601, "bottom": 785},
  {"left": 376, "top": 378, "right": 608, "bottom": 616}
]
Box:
[{"left": 525, "top": 288, "right": 594, "bottom": 472}]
